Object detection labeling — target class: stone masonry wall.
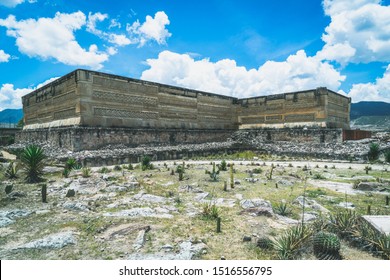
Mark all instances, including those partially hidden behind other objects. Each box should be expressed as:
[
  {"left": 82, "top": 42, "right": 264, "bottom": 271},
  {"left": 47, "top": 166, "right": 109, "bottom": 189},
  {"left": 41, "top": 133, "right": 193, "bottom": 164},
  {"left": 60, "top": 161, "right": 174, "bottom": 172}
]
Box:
[{"left": 16, "top": 127, "right": 235, "bottom": 151}]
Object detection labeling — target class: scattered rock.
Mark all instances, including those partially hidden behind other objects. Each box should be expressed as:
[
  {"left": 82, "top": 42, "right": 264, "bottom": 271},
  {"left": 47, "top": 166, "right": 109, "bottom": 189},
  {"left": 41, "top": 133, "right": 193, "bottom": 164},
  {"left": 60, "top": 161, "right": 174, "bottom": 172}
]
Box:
[
  {"left": 245, "top": 178, "right": 259, "bottom": 183},
  {"left": 127, "top": 241, "right": 207, "bottom": 260},
  {"left": 338, "top": 202, "right": 355, "bottom": 209},
  {"left": 104, "top": 207, "right": 173, "bottom": 219},
  {"left": 133, "top": 193, "right": 167, "bottom": 204},
  {"left": 356, "top": 182, "right": 385, "bottom": 191},
  {"left": 234, "top": 179, "right": 241, "bottom": 185},
  {"left": 243, "top": 236, "right": 252, "bottom": 242},
  {"left": 300, "top": 212, "right": 318, "bottom": 222},
  {"left": 65, "top": 189, "right": 76, "bottom": 197},
  {"left": 63, "top": 201, "right": 89, "bottom": 212},
  {"left": 240, "top": 199, "right": 274, "bottom": 217},
  {"left": 0, "top": 216, "right": 14, "bottom": 228},
  {"left": 15, "top": 231, "right": 76, "bottom": 249},
  {"left": 161, "top": 244, "right": 174, "bottom": 251},
  {"left": 133, "top": 229, "right": 148, "bottom": 250},
  {"left": 179, "top": 184, "right": 203, "bottom": 193},
  {"left": 7, "top": 191, "right": 26, "bottom": 200},
  {"left": 195, "top": 192, "right": 209, "bottom": 201},
  {"left": 293, "top": 196, "right": 329, "bottom": 213},
  {"left": 277, "top": 179, "right": 294, "bottom": 186}
]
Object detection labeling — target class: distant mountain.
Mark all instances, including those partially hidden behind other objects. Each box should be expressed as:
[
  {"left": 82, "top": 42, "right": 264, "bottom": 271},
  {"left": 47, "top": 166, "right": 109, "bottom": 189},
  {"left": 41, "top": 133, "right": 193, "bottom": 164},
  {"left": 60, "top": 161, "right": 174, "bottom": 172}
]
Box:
[
  {"left": 350, "top": 101, "right": 390, "bottom": 130},
  {"left": 0, "top": 108, "right": 23, "bottom": 124},
  {"left": 350, "top": 101, "right": 390, "bottom": 119}
]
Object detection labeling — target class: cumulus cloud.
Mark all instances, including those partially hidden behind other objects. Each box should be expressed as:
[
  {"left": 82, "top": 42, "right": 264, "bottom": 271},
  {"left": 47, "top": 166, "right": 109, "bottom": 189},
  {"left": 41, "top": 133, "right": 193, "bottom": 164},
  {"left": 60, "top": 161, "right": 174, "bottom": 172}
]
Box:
[
  {"left": 0, "top": 77, "right": 58, "bottom": 110},
  {"left": 127, "top": 11, "right": 171, "bottom": 47},
  {"left": 141, "top": 50, "right": 345, "bottom": 98},
  {"left": 319, "top": 0, "right": 390, "bottom": 64},
  {"left": 0, "top": 83, "right": 30, "bottom": 110},
  {"left": 0, "top": 50, "right": 10, "bottom": 62},
  {"left": 0, "top": 0, "right": 28, "bottom": 8},
  {"left": 0, "top": 12, "right": 109, "bottom": 69},
  {"left": 87, "top": 11, "right": 170, "bottom": 47},
  {"left": 347, "top": 64, "right": 390, "bottom": 103}
]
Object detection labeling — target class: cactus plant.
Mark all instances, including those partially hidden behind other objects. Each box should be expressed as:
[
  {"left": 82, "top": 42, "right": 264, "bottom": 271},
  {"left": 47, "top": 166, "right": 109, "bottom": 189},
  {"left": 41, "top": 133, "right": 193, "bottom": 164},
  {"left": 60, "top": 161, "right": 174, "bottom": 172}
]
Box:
[
  {"left": 257, "top": 237, "right": 273, "bottom": 250},
  {"left": 313, "top": 231, "right": 341, "bottom": 260}
]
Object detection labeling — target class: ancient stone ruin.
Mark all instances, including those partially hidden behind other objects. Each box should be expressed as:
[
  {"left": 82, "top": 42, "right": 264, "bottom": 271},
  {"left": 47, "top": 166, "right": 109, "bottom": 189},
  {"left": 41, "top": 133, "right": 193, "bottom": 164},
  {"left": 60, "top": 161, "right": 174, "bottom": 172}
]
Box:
[{"left": 17, "top": 69, "right": 351, "bottom": 152}]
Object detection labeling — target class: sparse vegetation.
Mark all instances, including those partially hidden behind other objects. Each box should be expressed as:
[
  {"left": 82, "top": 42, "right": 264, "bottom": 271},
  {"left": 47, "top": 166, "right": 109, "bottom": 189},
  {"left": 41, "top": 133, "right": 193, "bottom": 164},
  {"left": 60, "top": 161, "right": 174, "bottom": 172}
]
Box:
[
  {"left": 141, "top": 155, "right": 153, "bottom": 171},
  {"left": 20, "top": 144, "right": 46, "bottom": 183},
  {"left": 368, "top": 143, "right": 380, "bottom": 162},
  {"left": 5, "top": 162, "right": 18, "bottom": 179},
  {"left": 206, "top": 162, "right": 220, "bottom": 181}
]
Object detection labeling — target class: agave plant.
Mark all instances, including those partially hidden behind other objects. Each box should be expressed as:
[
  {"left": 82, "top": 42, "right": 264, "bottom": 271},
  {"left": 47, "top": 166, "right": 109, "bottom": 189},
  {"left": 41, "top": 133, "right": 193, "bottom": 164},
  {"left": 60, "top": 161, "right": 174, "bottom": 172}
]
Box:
[
  {"left": 329, "top": 210, "right": 358, "bottom": 239},
  {"left": 272, "top": 225, "right": 313, "bottom": 260},
  {"left": 20, "top": 144, "right": 46, "bottom": 183}
]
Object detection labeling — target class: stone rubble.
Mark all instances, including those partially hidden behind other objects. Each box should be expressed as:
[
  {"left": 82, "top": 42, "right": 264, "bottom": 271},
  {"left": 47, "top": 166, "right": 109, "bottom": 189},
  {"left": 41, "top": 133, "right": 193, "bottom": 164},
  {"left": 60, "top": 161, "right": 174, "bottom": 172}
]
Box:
[{"left": 15, "top": 231, "right": 76, "bottom": 250}]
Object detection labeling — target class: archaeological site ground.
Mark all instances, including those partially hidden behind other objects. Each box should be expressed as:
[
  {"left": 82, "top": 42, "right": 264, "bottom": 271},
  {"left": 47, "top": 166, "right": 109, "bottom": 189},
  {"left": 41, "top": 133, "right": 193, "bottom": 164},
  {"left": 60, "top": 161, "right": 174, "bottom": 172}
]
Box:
[{"left": 0, "top": 69, "right": 389, "bottom": 260}]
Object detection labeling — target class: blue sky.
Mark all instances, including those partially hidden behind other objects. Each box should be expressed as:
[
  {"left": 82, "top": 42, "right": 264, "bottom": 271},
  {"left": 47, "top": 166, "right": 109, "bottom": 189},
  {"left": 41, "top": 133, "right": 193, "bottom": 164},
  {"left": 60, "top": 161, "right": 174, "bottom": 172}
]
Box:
[{"left": 1, "top": 0, "right": 390, "bottom": 110}]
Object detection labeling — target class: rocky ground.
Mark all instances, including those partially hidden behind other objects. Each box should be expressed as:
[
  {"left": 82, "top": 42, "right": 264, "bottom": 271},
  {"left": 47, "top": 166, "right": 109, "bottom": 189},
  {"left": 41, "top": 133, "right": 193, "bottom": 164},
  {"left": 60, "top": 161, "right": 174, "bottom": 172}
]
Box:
[{"left": 1, "top": 153, "right": 389, "bottom": 260}]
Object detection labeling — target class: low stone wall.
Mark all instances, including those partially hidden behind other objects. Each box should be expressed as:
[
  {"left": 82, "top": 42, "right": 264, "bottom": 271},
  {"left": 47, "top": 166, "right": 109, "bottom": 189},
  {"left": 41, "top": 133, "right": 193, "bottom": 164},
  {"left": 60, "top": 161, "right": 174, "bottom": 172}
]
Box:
[
  {"left": 16, "top": 126, "right": 235, "bottom": 151},
  {"left": 231, "top": 128, "right": 343, "bottom": 144}
]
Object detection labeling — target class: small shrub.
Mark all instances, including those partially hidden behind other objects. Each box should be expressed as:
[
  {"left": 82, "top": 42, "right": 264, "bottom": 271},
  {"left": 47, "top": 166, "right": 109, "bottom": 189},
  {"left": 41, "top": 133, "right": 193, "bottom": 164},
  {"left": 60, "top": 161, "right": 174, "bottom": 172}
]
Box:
[
  {"left": 127, "top": 164, "right": 134, "bottom": 170},
  {"left": 313, "top": 173, "right": 325, "bottom": 180},
  {"left": 141, "top": 155, "right": 152, "bottom": 171},
  {"left": 113, "top": 165, "right": 122, "bottom": 171},
  {"left": 98, "top": 167, "right": 110, "bottom": 174},
  {"left": 206, "top": 162, "right": 220, "bottom": 181},
  {"left": 368, "top": 143, "right": 380, "bottom": 162},
  {"left": 62, "top": 168, "right": 71, "bottom": 178},
  {"left": 65, "top": 158, "right": 77, "bottom": 170},
  {"left": 176, "top": 165, "right": 185, "bottom": 181},
  {"left": 219, "top": 159, "right": 227, "bottom": 171},
  {"left": 5, "top": 162, "right": 18, "bottom": 179},
  {"left": 202, "top": 202, "right": 219, "bottom": 220},
  {"left": 82, "top": 167, "right": 91, "bottom": 178},
  {"left": 273, "top": 201, "right": 291, "bottom": 216},
  {"left": 252, "top": 168, "right": 262, "bottom": 174}
]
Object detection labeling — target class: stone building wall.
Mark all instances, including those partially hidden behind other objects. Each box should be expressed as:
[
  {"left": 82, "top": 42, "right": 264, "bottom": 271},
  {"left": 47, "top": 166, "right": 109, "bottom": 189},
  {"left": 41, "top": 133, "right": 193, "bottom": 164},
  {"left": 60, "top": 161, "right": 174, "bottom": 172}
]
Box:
[
  {"left": 23, "top": 70, "right": 237, "bottom": 130},
  {"left": 18, "top": 69, "right": 351, "bottom": 151},
  {"left": 237, "top": 88, "right": 350, "bottom": 129}
]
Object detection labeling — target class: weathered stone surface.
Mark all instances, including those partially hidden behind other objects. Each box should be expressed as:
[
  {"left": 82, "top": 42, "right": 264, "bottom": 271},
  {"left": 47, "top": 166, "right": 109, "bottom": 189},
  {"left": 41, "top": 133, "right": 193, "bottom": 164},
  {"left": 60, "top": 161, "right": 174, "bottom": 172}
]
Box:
[
  {"left": 293, "top": 196, "right": 329, "bottom": 213},
  {"left": 0, "top": 216, "right": 14, "bottom": 228},
  {"left": 63, "top": 201, "right": 89, "bottom": 212},
  {"left": 127, "top": 241, "right": 207, "bottom": 260},
  {"left": 133, "top": 229, "right": 147, "bottom": 250},
  {"left": 356, "top": 182, "right": 386, "bottom": 191},
  {"left": 103, "top": 207, "right": 173, "bottom": 219},
  {"left": 15, "top": 231, "right": 75, "bottom": 249},
  {"left": 133, "top": 192, "right": 167, "bottom": 204},
  {"left": 338, "top": 202, "right": 355, "bottom": 209},
  {"left": 240, "top": 199, "right": 272, "bottom": 210},
  {"left": 240, "top": 199, "right": 274, "bottom": 217}
]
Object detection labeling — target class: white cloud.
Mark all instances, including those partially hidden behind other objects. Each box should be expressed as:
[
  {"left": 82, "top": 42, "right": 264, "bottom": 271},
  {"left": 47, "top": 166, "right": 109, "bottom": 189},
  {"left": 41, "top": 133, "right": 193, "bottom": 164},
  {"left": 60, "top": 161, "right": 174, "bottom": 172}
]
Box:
[
  {"left": 0, "top": 0, "right": 24, "bottom": 8},
  {"left": 86, "top": 12, "right": 108, "bottom": 37},
  {"left": 0, "top": 77, "right": 58, "bottom": 110},
  {"left": 319, "top": 0, "right": 390, "bottom": 64},
  {"left": 0, "top": 50, "right": 10, "bottom": 62},
  {"left": 0, "top": 0, "right": 36, "bottom": 8},
  {"left": 141, "top": 50, "right": 345, "bottom": 98},
  {"left": 0, "top": 83, "right": 30, "bottom": 110},
  {"left": 347, "top": 64, "right": 390, "bottom": 103},
  {"left": 127, "top": 11, "right": 171, "bottom": 47},
  {"left": 0, "top": 12, "right": 109, "bottom": 69}
]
